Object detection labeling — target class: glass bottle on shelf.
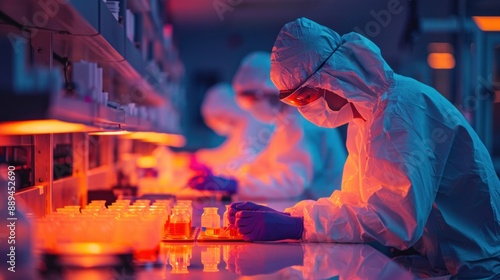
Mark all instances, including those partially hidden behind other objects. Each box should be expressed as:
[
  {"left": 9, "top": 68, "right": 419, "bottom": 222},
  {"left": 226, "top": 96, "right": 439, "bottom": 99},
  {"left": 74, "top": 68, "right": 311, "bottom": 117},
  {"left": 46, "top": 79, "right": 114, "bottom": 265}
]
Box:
[{"left": 201, "top": 207, "right": 220, "bottom": 236}]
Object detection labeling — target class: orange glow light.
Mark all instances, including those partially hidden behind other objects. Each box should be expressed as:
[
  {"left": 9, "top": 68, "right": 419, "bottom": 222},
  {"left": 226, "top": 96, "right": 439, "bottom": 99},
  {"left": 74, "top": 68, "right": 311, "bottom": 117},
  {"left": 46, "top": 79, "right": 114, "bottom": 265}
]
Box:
[
  {"left": 0, "top": 120, "right": 89, "bottom": 135},
  {"left": 427, "top": 53, "right": 455, "bottom": 69},
  {"left": 472, "top": 16, "right": 500, "bottom": 31},
  {"left": 137, "top": 156, "right": 157, "bottom": 168},
  {"left": 123, "top": 132, "right": 186, "bottom": 147},
  {"left": 172, "top": 153, "right": 190, "bottom": 168},
  {"left": 84, "top": 243, "right": 103, "bottom": 254},
  {"left": 89, "top": 130, "right": 131, "bottom": 136}
]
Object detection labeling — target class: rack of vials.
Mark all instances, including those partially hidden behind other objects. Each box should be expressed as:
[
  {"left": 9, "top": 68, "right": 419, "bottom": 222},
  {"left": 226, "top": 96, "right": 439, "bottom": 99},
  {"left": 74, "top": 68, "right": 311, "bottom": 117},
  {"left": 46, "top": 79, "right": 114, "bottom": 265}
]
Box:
[{"left": 33, "top": 198, "right": 242, "bottom": 266}]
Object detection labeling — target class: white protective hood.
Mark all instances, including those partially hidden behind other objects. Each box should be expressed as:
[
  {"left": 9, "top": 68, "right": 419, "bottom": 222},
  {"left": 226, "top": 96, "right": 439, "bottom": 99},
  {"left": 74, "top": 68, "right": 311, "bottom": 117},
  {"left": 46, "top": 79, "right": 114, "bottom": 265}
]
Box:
[
  {"left": 271, "top": 17, "right": 394, "bottom": 122},
  {"left": 271, "top": 17, "right": 500, "bottom": 277}
]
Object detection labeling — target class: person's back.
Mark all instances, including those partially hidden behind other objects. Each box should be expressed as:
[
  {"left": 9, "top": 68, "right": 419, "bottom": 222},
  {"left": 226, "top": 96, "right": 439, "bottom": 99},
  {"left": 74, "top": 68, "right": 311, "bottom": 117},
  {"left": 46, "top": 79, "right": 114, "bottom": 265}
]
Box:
[
  {"left": 389, "top": 74, "right": 500, "bottom": 276},
  {"left": 265, "top": 17, "right": 500, "bottom": 277}
]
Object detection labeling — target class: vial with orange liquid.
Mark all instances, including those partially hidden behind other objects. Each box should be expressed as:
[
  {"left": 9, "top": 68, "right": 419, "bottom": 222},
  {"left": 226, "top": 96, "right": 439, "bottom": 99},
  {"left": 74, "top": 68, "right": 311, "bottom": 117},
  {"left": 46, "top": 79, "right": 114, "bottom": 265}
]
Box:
[
  {"left": 169, "top": 207, "right": 190, "bottom": 238},
  {"left": 222, "top": 205, "right": 240, "bottom": 237}
]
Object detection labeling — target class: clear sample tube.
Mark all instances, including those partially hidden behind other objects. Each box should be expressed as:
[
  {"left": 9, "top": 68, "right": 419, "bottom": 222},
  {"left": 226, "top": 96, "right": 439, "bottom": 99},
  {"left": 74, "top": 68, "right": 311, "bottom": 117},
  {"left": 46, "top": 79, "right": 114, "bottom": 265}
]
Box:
[{"left": 201, "top": 207, "right": 220, "bottom": 236}]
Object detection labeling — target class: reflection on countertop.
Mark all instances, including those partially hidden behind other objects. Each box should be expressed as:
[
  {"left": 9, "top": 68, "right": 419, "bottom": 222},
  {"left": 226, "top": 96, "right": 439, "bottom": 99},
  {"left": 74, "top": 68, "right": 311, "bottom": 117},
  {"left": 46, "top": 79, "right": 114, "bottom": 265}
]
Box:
[{"left": 37, "top": 242, "right": 422, "bottom": 280}]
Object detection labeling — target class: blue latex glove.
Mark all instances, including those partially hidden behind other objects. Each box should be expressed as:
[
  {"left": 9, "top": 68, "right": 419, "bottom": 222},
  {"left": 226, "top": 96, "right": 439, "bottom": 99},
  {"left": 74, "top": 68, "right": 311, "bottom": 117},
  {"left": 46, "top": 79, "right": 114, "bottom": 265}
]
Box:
[
  {"left": 234, "top": 210, "right": 304, "bottom": 241},
  {"left": 228, "top": 201, "right": 290, "bottom": 225},
  {"left": 188, "top": 155, "right": 212, "bottom": 175},
  {"left": 187, "top": 173, "right": 238, "bottom": 194}
]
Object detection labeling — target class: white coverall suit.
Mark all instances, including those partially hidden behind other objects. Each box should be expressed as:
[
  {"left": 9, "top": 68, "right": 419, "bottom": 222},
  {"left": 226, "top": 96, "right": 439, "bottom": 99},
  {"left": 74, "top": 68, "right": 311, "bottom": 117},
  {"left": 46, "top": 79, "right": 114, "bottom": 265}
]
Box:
[{"left": 270, "top": 18, "right": 500, "bottom": 277}]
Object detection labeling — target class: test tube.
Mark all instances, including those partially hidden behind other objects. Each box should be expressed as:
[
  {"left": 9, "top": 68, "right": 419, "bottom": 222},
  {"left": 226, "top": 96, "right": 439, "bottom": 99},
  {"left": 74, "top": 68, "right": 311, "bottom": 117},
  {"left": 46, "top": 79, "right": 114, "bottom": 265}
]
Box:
[
  {"left": 149, "top": 205, "right": 170, "bottom": 236},
  {"left": 175, "top": 201, "right": 192, "bottom": 229},
  {"left": 115, "top": 199, "right": 131, "bottom": 205},
  {"left": 134, "top": 199, "right": 151, "bottom": 206},
  {"left": 201, "top": 207, "right": 220, "bottom": 236},
  {"left": 64, "top": 205, "right": 81, "bottom": 213}
]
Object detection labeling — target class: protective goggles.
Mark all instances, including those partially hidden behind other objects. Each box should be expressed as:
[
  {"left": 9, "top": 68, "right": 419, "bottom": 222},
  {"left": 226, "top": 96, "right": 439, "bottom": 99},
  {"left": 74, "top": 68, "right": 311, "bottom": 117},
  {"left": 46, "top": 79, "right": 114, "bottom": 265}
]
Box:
[
  {"left": 279, "top": 85, "right": 325, "bottom": 107},
  {"left": 279, "top": 42, "right": 343, "bottom": 108},
  {"left": 236, "top": 90, "right": 274, "bottom": 102}
]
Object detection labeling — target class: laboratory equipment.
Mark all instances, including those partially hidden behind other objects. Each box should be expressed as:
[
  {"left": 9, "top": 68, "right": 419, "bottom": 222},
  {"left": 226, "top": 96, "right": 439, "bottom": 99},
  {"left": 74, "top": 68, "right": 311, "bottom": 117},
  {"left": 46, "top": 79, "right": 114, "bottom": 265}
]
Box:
[
  {"left": 201, "top": 207, "right": 220, "bottom": 236},
  {"left": 169, "top": 207, "right": 191, "bottom": 238}
]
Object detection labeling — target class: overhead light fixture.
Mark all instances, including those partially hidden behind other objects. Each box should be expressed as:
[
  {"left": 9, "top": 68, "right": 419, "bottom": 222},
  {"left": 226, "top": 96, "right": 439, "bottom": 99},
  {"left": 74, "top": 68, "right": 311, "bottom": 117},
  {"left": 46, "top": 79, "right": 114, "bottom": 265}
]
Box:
[
  {"left": 122, "top": 132, "right": 186, "bottom": 147},
  {"left": 427, "top": 43, "right": 455, "bottom": 70},
  {"left": 428, "top": 53, "right": 456, "bottom": 69},
  {"left": 0, "top": 120, "right": 90, "bottom": 135},
  {"left": 472, "top": 16, "right": 500, "bottom": 31},
  {"left": 89, "top": 130, "right": 130, "bottom": 136},
  {"left": 136, "top": 156, "right": 157, "bottom": 168}
]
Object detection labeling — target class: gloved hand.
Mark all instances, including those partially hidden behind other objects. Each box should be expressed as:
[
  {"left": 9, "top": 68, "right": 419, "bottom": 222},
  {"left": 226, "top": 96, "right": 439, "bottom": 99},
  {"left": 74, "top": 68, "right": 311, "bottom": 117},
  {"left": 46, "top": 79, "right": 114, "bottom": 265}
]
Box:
[
  {"left": 234, "top": 210, "right": 304, "bottom": 241},
  {"left": 187, "top": 173, "right": 238, "bottom": 194},
  {"left": 227, "top": 243, "right": 303, "bottom": 275},
  {"left": 228, "top": 201, "right": 290, "bottom": 225},
  {"left": 188, "top": 155, "right": 212, "bottom": 176}
]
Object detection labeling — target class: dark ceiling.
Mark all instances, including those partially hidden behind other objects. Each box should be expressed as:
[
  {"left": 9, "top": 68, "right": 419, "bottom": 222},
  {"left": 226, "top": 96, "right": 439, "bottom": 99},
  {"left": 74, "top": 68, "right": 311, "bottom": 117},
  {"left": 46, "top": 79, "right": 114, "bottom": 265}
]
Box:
[
  {"left": 165, "top": 0, "right": 500, "bottom": 149},
  {"left": 167, "top": 0, "right": 460, "bottom": 81}
]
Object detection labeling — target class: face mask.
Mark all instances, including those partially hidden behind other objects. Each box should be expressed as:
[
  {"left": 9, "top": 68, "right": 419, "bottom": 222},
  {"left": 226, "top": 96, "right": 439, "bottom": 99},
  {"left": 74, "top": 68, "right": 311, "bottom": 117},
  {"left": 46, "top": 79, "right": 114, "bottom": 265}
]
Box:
[
  {"left": 206, "top": 117, "right": 235, "bottom": 136},
  {"left": 248, "top": 99, "right": 280, "bottom": 123},
  {"left": 236, "top": 95, "right": 254, "bottom": 110},
  {"left": 298, "top": 97, "right": 353, "bottom": 128}
]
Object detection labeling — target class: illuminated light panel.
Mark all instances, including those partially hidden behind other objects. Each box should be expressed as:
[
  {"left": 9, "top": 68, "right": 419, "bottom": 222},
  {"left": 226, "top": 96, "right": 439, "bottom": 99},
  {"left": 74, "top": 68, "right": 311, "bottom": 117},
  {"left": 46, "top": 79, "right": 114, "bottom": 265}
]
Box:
[
  {"left": 0, "top": 120, "right": 89, "bottom": 135},
  {"left": 83, "top": 243, "right": 103, "bottom": 254},
  {"left": 137, "top": 156, "right": 157, "bottom": 168},
  {"left": 123, "top": 132, "right": 186, "bottom": 147},
  {"left": 172, "top": 154, "right": 191, "bottom": 168},
  {"left": 472, "top": 16, "right": 500, "bottom": 31},
  {"left": 427, "top": 53, "right": 456, "bottom": 69},
  {"left": 89, "top": 130, "right": 131, "bottom": 136}
]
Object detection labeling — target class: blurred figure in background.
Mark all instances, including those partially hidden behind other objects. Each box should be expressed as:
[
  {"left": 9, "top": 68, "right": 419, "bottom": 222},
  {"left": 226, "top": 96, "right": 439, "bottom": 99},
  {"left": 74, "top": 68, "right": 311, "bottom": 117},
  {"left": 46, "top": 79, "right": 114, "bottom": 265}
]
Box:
[
  {"left": 189, "top": 82, "right": 272, "bottom": 189},
  {"left": 188, "top": 52, "right": 346, "bottom": 199}
]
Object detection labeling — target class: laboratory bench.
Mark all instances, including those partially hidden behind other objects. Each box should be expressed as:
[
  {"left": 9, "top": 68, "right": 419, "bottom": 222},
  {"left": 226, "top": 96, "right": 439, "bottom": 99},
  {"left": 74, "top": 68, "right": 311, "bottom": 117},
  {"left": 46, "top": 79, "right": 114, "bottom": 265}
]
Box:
[
  {"left": 36, "top": 242, "right": 419, "bottom": 280},
  {"left": 12, "top": 198, "right": 431, "bottom": 280}
]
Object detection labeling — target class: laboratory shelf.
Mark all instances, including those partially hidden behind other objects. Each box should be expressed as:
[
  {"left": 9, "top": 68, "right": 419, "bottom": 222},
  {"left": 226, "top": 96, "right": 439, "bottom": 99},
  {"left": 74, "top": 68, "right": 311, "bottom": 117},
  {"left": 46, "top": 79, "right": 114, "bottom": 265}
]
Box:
[
  {"left": 127, "top": 0, "right": 151, "bottom": 14},
  {"left": 0, "top": 94, "right": 96, "bottom": 126},
  {"left": 0, "top": 0, "right": 99, "bottom": 36},
  {"left": 0, "top": 0, "right": 168, "bottom": 107},
  {"left": 95, "top": 103, "right": 126, "bottom": 125},
  {"left": 0, "top": 93, "right": 163, "bottom": 133},
  {"left": 143, "top": 10, "right": 163, "bottom": 41},
  {"left": 123, "top": 115, "right": 154, "bottom": 131}
]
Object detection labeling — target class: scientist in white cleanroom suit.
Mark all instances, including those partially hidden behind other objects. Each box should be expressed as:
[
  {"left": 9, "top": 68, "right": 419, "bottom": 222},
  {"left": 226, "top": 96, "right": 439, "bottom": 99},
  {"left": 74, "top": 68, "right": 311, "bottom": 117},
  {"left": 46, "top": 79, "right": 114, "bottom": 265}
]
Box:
[
  {"left": 191, "top": 82, "right": 272, "bottom": 178},
  {"left": 189, "top": 52, "right": 346, "bottom": 199},
  {"left": 230, "top": 18, "right": 500, "bottom": 278}
]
